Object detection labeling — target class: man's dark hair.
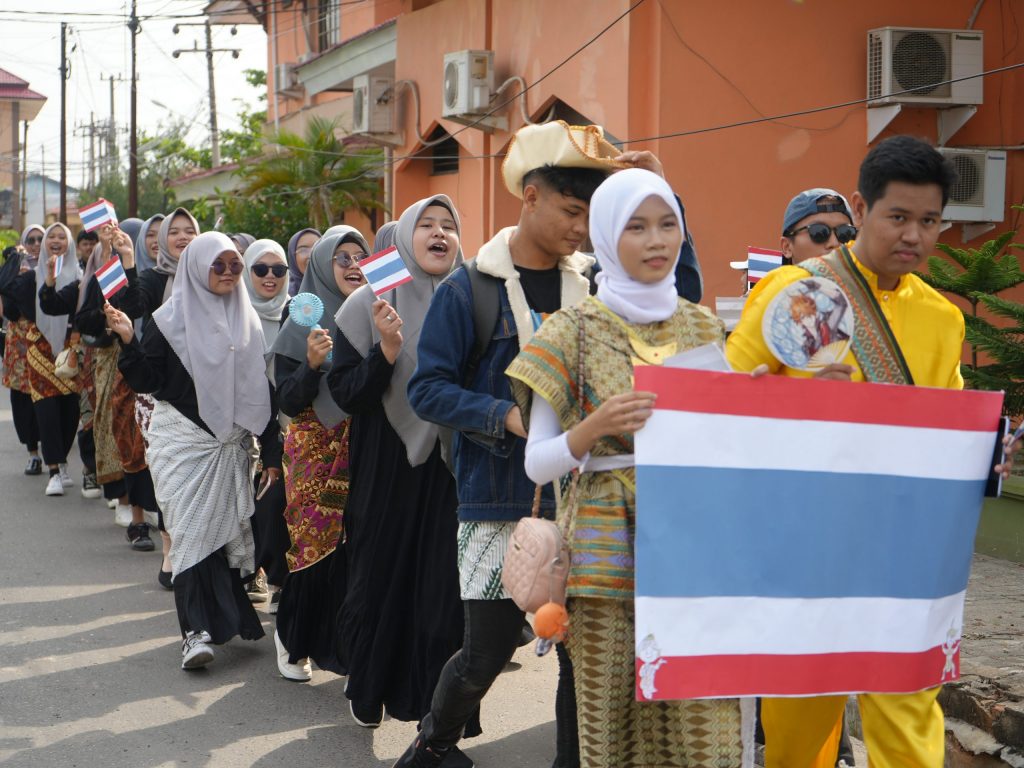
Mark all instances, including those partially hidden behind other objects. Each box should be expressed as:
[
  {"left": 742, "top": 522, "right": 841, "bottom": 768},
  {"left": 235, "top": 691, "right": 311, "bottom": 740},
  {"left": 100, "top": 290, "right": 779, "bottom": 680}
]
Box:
[
  {"left": 522, "top": 165, "right": 609, "bottom": 204},
  {"left": 858, "top": 135, "right": 958, "bottom": 209},
  {"left": 76, "top": 229, "right": 98, "bottom": 244}
]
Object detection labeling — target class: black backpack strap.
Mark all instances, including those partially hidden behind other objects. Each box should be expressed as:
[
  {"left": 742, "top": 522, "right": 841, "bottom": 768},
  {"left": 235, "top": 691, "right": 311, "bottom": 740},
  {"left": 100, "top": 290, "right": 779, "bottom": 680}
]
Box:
[{"left": 463, "top": 259, "right": 501, "bottom": 385}]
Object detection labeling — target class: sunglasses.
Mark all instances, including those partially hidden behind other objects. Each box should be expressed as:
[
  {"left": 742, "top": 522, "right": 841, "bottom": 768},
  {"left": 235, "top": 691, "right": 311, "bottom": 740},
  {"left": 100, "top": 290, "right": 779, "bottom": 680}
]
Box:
[
  {"left": 25, "top": 236, "right": 42, "bottom": 245},
  {"left": 787, "top": 222, "right": 858, "bottom": 244},
  {"left": 210, "top": 260, "right": 244, "bottom": 275},
  {"left": 251, "top": 263, "right": 289, "bottom": 278},
  {"left": 335, "top": 251, "right": 368, "bottom": 268}
]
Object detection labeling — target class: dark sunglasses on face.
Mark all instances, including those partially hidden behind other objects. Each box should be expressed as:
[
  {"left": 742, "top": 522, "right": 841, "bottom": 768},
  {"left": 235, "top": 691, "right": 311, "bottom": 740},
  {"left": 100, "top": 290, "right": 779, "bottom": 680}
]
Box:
[
  {"left": 787, "top": 222, "right": 858, "bottom": 244},
  {"left": 251, "top": 263, "right": 289, "bottom": 278},
  {"left": 210, "top": 260, "right": 244, "bottom": 275},
  {"left": 334, "top": 251, "right": 367, "bottom": 268},
  {"left": 25, "top": 237, "right": 42, "bottom": 245}
]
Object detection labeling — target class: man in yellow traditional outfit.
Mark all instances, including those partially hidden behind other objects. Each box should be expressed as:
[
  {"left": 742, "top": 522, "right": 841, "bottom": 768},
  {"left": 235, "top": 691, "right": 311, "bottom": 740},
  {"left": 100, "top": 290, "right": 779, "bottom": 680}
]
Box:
[{"left": 726, "top": 135, "right": 962, "bottom": 767}]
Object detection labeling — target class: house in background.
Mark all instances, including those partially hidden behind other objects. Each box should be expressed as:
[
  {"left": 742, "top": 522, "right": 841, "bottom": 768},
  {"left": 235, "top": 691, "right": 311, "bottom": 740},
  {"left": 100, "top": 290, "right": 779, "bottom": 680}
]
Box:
[{"left": 0, "top": 68, "right": 46, "bottom": 232}]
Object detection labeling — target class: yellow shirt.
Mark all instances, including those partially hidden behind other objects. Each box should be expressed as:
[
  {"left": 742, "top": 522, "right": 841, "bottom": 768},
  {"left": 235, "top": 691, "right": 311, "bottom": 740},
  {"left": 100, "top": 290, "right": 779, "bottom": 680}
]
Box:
[{"left": 725, "top": 250, "right": 965, "bottom": 390}]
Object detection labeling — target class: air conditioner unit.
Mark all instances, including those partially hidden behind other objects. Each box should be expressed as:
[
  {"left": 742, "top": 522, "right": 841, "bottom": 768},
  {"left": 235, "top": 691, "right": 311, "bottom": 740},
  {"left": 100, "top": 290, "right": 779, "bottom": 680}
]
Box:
[
  {"left": 938, "top": 148, "right": 1006, "bottom": 222},
  {"left": 867, "top": 27, "right": 983, "bottom": 106},
  {"left": 351, "top": 74, "right": 395, "bottom": 135},
  {"left": 442, "top": 50, "right": 494, "bottom": 118},
  {"left": 274, "top": 63, "right": 302, "bottom": 98}
]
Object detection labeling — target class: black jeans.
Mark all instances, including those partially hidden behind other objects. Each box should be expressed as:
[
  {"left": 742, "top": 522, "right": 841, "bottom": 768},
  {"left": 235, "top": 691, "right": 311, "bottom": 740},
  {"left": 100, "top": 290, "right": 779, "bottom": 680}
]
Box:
[
  {"left": 10, "top": 389, "right": 39, "bottom": 452},
  {"left": 420, "top": 598, "right": 580, "bottom": 767},
  {"left": 33, "top": 393, "right": 79, "bottom": 466}
]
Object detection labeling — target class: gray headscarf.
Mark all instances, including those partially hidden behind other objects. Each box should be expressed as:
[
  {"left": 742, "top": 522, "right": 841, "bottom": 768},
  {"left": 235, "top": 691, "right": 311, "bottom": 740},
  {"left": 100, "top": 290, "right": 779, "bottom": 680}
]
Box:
[
  {"left": 153, "top": 232, "right": 270, "bottom": 442},
  {"left": 241, "top": 238, "right": 289, "bottom": 349},
  {"left": 155, "top": 208, "right": 200, "bottom": 302},
  {"left": 335, "top": 196, "right": 462, "bottom": 467},
  {"left": 134, "top": 214, "right": 164, "bottom": 273},
  {"left": 20, "top": 224, "right": 44, "bottom": 269},
  {"left": 373, "top": 221, "right": 398, "bottom": 253},
  {"left": 35, "top": 223, "right": 81, "bottom": 356},
  {"left": 287, "top": 227, "right": 320, "bottom": 296},
  {"left": 231, "top": 233, "right": 256, "bottom": 255},
  {"left": 270, "top": 226, "right": 370, "bottom": 428}
]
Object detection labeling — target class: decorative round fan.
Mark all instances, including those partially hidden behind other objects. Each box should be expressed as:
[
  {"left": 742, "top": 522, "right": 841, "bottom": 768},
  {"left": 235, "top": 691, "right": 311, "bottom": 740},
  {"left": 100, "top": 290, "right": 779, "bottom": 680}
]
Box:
[
  {"left": 761, "top": 277, "right": 854, "bottom": 372},
  {"left": 289, "top": 292, "right": 332, "bottom": 363}
]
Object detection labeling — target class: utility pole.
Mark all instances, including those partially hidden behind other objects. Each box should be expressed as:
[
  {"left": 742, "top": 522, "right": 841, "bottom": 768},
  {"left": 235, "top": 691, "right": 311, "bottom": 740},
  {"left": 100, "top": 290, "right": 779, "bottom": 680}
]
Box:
[
  {"left": 41, "top": 145, "right": 46, "bottom": 221},
  {"left": 103, "top": 74, "right": 125, "bottom": 176},
  {"left": 59, "top": 22, "right": 68, "bottom": 222},
  {"left": 173, "top": 20, "right": 239, "bottom": 168},
  {"left": 9, "top": 101, "right": 19, "bottom": 232},
  {"left": 128, "top": 2, "right": 139, "bottom": 216},
  {"left": 20, "top": 120, "right": 27, "bottom": 227}
]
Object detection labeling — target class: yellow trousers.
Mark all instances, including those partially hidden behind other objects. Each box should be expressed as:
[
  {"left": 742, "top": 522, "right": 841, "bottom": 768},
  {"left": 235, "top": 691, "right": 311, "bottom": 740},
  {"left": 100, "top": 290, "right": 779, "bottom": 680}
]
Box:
[{"left": 762, "top": 688, "right": 945, "bottom": 768}]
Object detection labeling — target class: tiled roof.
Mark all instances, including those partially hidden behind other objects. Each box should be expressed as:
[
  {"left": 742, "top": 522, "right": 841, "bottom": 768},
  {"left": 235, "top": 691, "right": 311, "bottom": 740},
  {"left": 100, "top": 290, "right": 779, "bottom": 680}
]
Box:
[{"left": 0, "top": 68, "right": 44, "bottom": 101}]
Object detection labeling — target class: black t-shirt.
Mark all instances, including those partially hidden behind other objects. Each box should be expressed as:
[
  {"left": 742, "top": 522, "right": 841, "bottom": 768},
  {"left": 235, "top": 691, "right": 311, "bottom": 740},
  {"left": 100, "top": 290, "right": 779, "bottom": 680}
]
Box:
[{"left": 517, "top": 265, "right": 561, "bottom": 316}]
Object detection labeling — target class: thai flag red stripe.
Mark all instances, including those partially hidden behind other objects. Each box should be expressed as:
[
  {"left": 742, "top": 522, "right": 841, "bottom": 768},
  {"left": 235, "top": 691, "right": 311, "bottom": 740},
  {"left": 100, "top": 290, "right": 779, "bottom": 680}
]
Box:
[
  {"left": 636, "top": 646, "right": 957, "bottom": 699},
  {"left": 634, "top": 367, "right": 1002, "bottom": 432}
]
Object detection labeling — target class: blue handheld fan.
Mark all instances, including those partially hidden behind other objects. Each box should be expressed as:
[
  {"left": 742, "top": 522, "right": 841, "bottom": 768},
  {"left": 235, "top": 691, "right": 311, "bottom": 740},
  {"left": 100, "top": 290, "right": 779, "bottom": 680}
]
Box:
[{"left": 289, "top": 292, "right": 332, "bottom": 363}]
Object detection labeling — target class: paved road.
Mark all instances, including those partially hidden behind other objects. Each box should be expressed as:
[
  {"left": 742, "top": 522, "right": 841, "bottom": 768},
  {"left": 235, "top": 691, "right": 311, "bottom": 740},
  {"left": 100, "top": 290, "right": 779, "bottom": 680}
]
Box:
[{"left": 0, "top": 408, "right": 558, "bottom": 768}]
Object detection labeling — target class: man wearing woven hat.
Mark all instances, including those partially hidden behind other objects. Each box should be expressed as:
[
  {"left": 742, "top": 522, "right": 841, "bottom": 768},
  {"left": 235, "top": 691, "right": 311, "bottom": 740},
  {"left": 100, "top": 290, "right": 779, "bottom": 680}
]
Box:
[{"left": 404, "top": 121, "right": 675, "bottom": 768}]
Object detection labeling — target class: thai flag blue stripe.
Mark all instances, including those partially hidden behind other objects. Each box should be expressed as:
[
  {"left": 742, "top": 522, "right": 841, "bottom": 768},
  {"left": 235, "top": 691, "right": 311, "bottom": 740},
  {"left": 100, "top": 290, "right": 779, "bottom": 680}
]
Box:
[
  {"left": 748, "top": 256, "right": 782, "bottom": 273},
  {"left": 363, "top": 255, "right": 408, "bottom": 282},
  {"left": 635, "top": 466, "right": 982, "bottom": 600}
]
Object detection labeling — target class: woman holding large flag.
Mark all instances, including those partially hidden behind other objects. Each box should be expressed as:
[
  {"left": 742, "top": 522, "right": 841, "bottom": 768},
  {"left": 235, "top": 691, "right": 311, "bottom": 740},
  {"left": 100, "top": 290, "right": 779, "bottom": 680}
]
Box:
[
  {"left": 267, "top": 226, "right": 370, "bottom": 682},
  {"left": 0, "top": 225, "right": 45, "bottom": 476},
  {"left": 108, "top": 232, "right": 280, "bottom": 670},
  {"left": 39, "top": 221, "right": 160, "bottom": 550},
  {"left": 0, "top": 223, "right": 82, "bottom": 497},
  {"left": 328, "top": 200, "right": 471, "bottom": 738},
  {"left": 507, "top": 168, "right": 750, "bottom": 767}
]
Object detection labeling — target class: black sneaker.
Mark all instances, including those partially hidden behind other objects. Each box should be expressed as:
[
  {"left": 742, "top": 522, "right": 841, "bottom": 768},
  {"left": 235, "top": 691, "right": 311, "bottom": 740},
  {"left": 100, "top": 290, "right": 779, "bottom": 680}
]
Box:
[
  {"left": 126, "top": 523, "right": 155, "bottom": 551},
  {"left": 24, "top": 456, "right": 42, "bottom": 476},
  {"left": 246, "top": 569, "right": 269, "bottom": 602},
  {"left": 81, "top": 472, "right": 102, "bottom": 499},
  {"left": 350, "top": 698, "right": 384, "bottom": 728},
  {"left": 391, "top": 736, "right": 450, "bottom": 768}
]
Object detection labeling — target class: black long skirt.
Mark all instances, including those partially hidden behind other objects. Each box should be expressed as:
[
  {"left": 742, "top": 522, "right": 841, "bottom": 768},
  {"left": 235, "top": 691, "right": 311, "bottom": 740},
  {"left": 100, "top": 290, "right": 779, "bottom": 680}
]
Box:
[
  {"left": 276, "top": 546, "right": 347, "bottom": 675},
  {"left": 251, "top": 472, "right": 291, "bottom": 588},
  {"left": 173, "top": 550, "right": 265, "bottom": 644},
  {"left": 337, "top": 410, "right": 463, "bottom": 723}
]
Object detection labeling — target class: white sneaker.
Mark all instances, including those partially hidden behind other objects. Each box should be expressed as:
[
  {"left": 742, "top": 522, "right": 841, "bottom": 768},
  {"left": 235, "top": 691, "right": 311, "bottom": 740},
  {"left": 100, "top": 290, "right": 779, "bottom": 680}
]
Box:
[
  {"left": 143, "top": 510, "right": 160, "bottom": 528},
  {"left": 58, "top": 464, "right": 73, "bottom": 487},
  {"left": 45, "top": 474, "right": 65, "bottom": 496},
  {"left": 114, "top": 504, "right": 133, "bottom": 527},
  {"left": 274, "top": 631, "right": 311, "bottom": 681},
  {"left": 107, "top": 498, "right": 117, "bottom": 509},
  {"left": 181, "top": 630, "right": 214, "bottom": 670}
]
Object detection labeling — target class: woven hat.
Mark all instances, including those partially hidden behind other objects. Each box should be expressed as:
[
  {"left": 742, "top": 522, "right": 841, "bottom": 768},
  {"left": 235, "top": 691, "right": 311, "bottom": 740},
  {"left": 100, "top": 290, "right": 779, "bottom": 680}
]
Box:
[{"left": 501, "top": 120, "right": 627, "bottom": 199}]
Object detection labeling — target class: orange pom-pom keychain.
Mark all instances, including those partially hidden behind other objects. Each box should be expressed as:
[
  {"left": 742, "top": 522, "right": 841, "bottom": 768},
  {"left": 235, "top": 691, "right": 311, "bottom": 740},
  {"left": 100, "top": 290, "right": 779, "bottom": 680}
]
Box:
[{"left": 533, "top": 601, "right": 570, "bottom": 643}]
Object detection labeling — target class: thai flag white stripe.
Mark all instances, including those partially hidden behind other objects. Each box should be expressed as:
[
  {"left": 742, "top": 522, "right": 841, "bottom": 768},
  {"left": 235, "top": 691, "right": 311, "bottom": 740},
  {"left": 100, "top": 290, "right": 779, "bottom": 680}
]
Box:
[
  {"left": 372, "top": 271, "right": 413, "bottom": 294},
  {"left": 637, "top": 410, "right": 993, "bottom": 481},
  {"left": 635, "top": 592, "right": 965, "bottom": 656}
]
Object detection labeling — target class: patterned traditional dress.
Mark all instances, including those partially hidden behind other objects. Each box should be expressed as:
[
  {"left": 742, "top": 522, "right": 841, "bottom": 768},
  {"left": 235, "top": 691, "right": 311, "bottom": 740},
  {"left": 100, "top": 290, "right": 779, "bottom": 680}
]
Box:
[
  {"left": 2, "top": 318, "right": 32, "bottom": 393},
  {"left": 25, "top": 323, "right": 78, "bottom": 402},
  {"left": 508, "top": 296, "right": 753, "bottom": 768}
]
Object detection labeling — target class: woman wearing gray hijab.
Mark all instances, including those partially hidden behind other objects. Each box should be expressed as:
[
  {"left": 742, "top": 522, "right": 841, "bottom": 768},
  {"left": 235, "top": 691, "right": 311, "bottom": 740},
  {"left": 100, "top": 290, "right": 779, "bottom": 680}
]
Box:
[
  {"left": 230, "top": 232, "right": 256, "bottom": 255},
  {"left": 1, "top": 224, "right": 45, "bottom": 474},
  {"left": 133, "top": 214, "right": 164, "bottom": 273},
  {"left": 109, "top": 232, "right": 281, "bottom": 670},
  {"left": 0, "top": 223, "right": 81, "bottom": 496},
  {"left": 287, "top": 227, "right": 320, "bottom": 297},
  {"left": 267, "top": 226, "right": 368, "bottom": 681},
  {"left": 328, "top": 198, "right": 474, "bottom": 746}
]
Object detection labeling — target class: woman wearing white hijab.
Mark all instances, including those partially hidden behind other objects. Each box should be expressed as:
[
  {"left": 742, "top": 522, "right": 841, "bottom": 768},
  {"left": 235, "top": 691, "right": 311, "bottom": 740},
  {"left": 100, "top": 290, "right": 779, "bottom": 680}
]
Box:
[
  {"left": 0, "top": 223, "right": 81, "bottom": 496},
  {"left": 241, "top": 238, "right": 290, "bottom": 350},
  {"left": 507, "top": 169, "right": 750, "bottom": 767},
  {"left": 266, "top": 225, "right": 369, "bottom": 681},
  {"left": 108, "top": 231, "right": 281, "bottom": 670},
  {"left": 1, "top": 224, "right": 45, "bottom": 475},
  {"left": 328, "top": 198, "right": 473, "bottom": 740}
]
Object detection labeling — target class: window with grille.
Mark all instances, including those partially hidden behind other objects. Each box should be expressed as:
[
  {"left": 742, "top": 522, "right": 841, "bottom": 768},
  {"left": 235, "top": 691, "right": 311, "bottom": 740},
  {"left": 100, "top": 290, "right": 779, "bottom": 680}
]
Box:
[{"left": 317, "top": 0, "right": 341, "bottom": 52}]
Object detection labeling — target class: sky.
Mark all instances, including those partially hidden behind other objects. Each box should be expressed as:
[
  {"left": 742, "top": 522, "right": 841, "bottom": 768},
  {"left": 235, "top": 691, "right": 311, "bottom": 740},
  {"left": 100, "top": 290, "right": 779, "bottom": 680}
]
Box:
[{"left": 0, "top": 0, "right": 268, "bottom": 189}]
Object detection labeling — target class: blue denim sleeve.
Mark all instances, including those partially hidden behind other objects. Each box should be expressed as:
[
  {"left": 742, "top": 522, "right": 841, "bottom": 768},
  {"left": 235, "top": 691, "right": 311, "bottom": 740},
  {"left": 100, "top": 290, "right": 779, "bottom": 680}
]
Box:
[{"left": 408, "top": 277, "right": 515, "bottom": 443}]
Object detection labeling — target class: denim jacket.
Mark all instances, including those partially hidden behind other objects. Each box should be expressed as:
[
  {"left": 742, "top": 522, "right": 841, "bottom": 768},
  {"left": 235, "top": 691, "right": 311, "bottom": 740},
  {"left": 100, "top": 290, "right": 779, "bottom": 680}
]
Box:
[{"left": 408, "top": 227, "right": 594, "bottom": 522}]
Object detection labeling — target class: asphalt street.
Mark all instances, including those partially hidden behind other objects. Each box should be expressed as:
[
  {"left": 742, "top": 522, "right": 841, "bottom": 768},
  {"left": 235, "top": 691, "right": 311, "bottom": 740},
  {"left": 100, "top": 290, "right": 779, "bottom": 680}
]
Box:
[{"left": 0, "top": 406, "right": 559, "bottom": 768}]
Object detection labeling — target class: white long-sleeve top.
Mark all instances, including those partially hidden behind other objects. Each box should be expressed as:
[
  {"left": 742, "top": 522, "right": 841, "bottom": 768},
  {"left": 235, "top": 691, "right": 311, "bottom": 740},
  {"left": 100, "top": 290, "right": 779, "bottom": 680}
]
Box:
[{"left": 524, "top": 393, "right": 587, "bottom": 485}]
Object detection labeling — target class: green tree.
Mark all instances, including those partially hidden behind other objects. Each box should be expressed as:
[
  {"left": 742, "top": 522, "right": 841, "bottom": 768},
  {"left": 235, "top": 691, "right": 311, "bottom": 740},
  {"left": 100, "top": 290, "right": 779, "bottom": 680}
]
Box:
[
  {"left": 235, "top": 116, "right": 384, "bottom": 231},
  {"left": 920, "top": 206, "right": 1024, "bottom": 415}
]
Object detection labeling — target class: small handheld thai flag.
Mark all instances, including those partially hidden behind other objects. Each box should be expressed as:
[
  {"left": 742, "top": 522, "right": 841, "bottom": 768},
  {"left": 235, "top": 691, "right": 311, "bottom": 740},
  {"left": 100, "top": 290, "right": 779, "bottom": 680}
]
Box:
[
  {"left": 94, "top": 257, "right": 129, "bottom": 299},
  {"left": 746, "top": 247, "right": 784, "bottom": 285},
  {"left": 360, "top": 246, "right": 413, "bottom": 296},
  {"left": 79, "top": 198, "right": 118, "bottom": 233},
  {"left": 633, "top": 367, "right": 1003, "bottom": 700}
]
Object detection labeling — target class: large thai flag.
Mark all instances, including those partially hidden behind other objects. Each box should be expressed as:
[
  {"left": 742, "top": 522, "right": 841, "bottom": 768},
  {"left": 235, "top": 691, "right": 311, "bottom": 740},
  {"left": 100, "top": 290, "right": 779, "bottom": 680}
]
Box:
[{"left": 633, "top": 367, "right": 1003, "bottom": 701}]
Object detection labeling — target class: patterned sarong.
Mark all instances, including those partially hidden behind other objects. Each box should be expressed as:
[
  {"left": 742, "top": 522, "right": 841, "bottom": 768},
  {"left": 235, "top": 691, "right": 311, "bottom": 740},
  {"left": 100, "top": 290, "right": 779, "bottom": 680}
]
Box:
[
  {"left": 282, "top": 408, "right": 349, "bottom": 572},
  {"left": 25, "top": 324, "right": 77, "bottom": 402},
  {"left": 2, "top": 318, "right": 32, "bottom": 393},
  {"left": 91, "top": 345, "right": 125, "bottom": 484},
  {"left": 147, "top": 402, "right": 257, "bottom": 579}
]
